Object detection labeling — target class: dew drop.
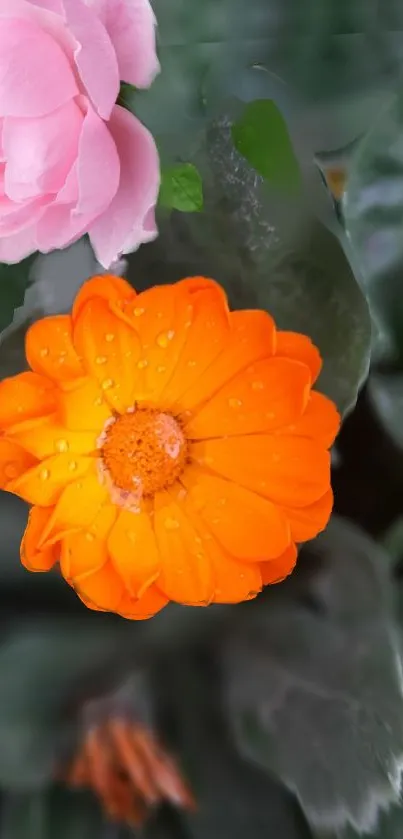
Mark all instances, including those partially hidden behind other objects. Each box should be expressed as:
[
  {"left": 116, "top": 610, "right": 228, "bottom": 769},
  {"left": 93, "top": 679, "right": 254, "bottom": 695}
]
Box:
[
  {"left": 40, "top": 347, "right": 49, "bottom": 358},
  {"left": 102, "top": 378, "right": 114, "bottom": 390},
  {"left": 137, "top": 358, "right": 148, "bottom": 369},
  {"left": 165, "top": 516, "right": 180, "bottom": 530},
  {"left": 265, "top": 411, "right": 275, "bottom": 420},
  {"left": 251, "top": 380, "right": 264, "bottom": 390},
  {"left": 17, "top": 405, "right": 23, "bottom": 414},
  {"left": 94, "top": 397, "right": 103, "bottom": 406},
  {"left": 85, "top": 532, "right": 95, "bottom": 542},
  {"left": 55, "top": 438, "right": 69, "bottom": 453},
  {"left": 157, "top": 365, "right": 166, "bottom": 374},
  {"left": 133, "top": 307, "right": 145, "bottom": 317},
  {"left": 96, "top": 355, "right": 107, "bottom": 365},
  {"left": 40, "top": 468, "right": 50, "bottom": 480},
  {"left": 187, "top": 360, "right": 196, "bottom": 368},
  {"left": 4, "top": 462, "right": 18, "bottom": 479},
  {"left": 69, "top": 460, "right": 78, "bottom": 472},
  {"left": 105, "top": 333, "right": 115, "bottom": 342},
  {"left": 156, "top": 330, "right": 175, "bottom": 349},
  {"left": 127, "top": 530, "right": 137, "bottom": 543},
  {"left": 229, "top": 397, "right": 242, "bottom": 408}
]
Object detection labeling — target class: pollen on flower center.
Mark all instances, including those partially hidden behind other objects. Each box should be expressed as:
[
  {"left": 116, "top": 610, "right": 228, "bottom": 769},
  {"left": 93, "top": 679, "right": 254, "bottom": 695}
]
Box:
[{"left": 101, "top": 408, "right": 188, "bottom": 497}]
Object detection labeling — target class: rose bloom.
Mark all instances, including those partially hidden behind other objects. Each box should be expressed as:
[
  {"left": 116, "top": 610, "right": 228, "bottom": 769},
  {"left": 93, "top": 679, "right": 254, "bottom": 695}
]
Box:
[
  {"left": 0, "top": 275, "right": 340, "bottom": 619},
  {"left": 0, "top": 0, "right": 160, "bottom": 267}
]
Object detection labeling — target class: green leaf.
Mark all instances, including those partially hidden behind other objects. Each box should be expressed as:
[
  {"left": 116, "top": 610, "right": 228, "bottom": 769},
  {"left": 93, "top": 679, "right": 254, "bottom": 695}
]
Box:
[
  {"left": 0, "top": 258, "right": 34, "bottom": 336},
  {"left": 148, "top": 650, "right": 313, "bottom": 839},
  {"left": 221, "top": 517, "right": 403, "bottom": 834},
  {"left": 343, "top": 90, "right": 403, "bottom": 365},
  {"left": 0, "top": 788, "right": 105, "bottom": 839},
  {"left": 117, "top": 81, "right": 137, "bottom": 111},
  {"left": 367, "top": 373, "right": 403, "bottom": 451},
  {"left": 127, "top": 114, "right": 371, "bottom": 415},
  {"left": 0, "top": 619, "right": 137, "bottom": 789},
  {"left": 159, "top": 164, "right": 203, "bottom": 212},
  {"left": 232, "top": 99, "right": 301, "bottom": 191}
]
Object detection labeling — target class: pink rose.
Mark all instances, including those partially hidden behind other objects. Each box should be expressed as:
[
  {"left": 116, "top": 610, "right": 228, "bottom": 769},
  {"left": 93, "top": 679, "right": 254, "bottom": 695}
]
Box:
[{"left": 0, "top": 0, "right": 160, "bottom": 267}]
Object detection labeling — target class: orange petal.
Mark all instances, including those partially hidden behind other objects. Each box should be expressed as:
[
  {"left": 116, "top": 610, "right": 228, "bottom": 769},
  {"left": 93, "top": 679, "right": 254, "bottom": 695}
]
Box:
[
  {"left": 0, "top": 372, "right": 55, "bottom": 429},
  {"left": 8, "top": 454, "right": 93, "bottom": 505},
  {"left": 25, "top": 314, "right": 83, "bottom": 381},
  {"left": 173, "top": 309, "right": 276, "bottom": 414},
  {"left": 185, "top": 357, "right": 311, "bottom": 439},
  {"left": 61, "top": 531, "right": 108, "bottom": 581},
  {"left": 191, "top": 434, "right": 331, "bottom": 507},
  {"left": 279, "top": 391, "right": 340, "bottom": 449},
  {"left": 260, "top": 542, "right": 297, "bottom": 585},
  {"left": 6, "top": 414, "right": 98, "bottom": 459},
  {"left": 58, "top": 376, "right": 112, "bottom": 431},
  {"left": 181, "top": 466, "right": 290, "bottom": 561},
  {"left": 154, "top": 283, "right": 231, "bottom": 409},
  {"left": 20, "top": 506, "right": 58, "bottom": 571},
  {"left": 275, "top": 331, "right": 321, "bottom": 383},
  {"left": 0, "top": 438, "right": 37, "bottom": 489},
  {"left": 283, "top": 489, "right": 334, "bottom": 541},
  {"left": 72, "top": 274, "right": 136, "bottom": 321},
  {"left": 40, "top": 469, "right": 109, "bottom": 547},
  {"left": 176, "top": 276, "right": 229, "bottom": 299},
  {"left": 74, "top": 297, "right": 141, "bottom": 413},
  {"left": 182, "top": 497, "right": 262, "bottom": 603},
  {"left": 153, "top": 488, "right": 215, "bottom": 605},
  {"left": 118, "top": 284, "right": 195, "bottom": 403},
  {"left": 117, "top": 584, "right": 168, "bottom": 620},
  {"left": 70, "top": 558, "right": 166, "bottom": 619},
  {"left": 108, "top": 508, "right": 160, "bottom": 598}
]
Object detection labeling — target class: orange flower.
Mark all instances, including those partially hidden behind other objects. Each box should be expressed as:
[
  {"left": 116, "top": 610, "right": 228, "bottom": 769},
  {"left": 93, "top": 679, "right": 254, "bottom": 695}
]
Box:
[
  {"left": 65, "top": 718, "right": 194, "bottom": 825},
  {"left": 0, "top": 275, "right": 339, "bottom": 618}
]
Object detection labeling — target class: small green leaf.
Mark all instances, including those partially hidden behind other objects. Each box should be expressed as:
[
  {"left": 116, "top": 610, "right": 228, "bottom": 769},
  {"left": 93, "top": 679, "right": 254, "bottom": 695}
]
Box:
[
  {"left": 159, "top": 164, "right": 203, "bottom": 212},
  {"left": 0, "top": 257, "right": 35, "bottom": 336},
  {"left": 231, "top": 100, "right": 301, "bottom": 191},
  {"left": 117, "top": 81, "right": 137, "bottom": 111}
]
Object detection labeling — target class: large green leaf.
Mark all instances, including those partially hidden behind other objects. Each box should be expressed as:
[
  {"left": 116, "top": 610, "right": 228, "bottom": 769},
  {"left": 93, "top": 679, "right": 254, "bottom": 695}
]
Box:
[
  {"left": 148, "top": 648, "right": 313, "bottom": 839},
  {"left": 127, "top": 114, "right": 371, "bottom": 415},
  {"left": 221, "top": 517, "right": 403, "bottom": 833},
  {"left": 0, "top": 259, "right": 34, "bottom": 337},
  {"left": 0, "top": 788, "right": 105, "bottom": 839},
  {"left": 135, "top": 0, "right": 403, "bottom": 159},
  {"left": 343, "top": 90, "right": 403, "bottom": 365},
  {"left": 0, "top": 619, "right": 139, "bottom": 790}
]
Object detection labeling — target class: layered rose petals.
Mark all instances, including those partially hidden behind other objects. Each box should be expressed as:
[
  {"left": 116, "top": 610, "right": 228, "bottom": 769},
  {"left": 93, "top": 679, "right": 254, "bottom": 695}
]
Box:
[
  {"left": 0, "top": 0, "right": 160, "bottom": 267},
  {"left": 0, "top": 275, "right": 340, "bottom": 618}
]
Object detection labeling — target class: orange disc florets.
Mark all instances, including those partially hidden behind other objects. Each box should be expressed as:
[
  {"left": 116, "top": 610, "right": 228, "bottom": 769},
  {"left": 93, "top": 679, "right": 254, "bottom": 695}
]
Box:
[{"left": 101, "top": 408, "right": 188, "bottom": 497}]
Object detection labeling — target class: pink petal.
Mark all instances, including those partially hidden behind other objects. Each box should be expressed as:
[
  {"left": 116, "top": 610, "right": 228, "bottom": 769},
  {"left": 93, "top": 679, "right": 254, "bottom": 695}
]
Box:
[
  {"left": 0, "top": 17, "right": 77, "bottom": 117},
  {"left": 29, "top": 0, "right": 64, "bottom": 11},
  {"left": 89, "top": 0, "right": 160, "bottom": 88},
  {"left": 89, "top": 105, "right": 159, "bottom": 268},
  {"left": 0, "top": 223, "right": 37, "bottom": 262},
  {"left": 60, "top": 0, "right": 119, "bottom": 119},
  {"left": 3, "top": 100, "right": 83, "bottom": 201},
  {"left": 36, "top": 104, "right": 120, "bottom": 252},
  {"left": 0, "top": 193, "right": 47, "bottom": 235}
]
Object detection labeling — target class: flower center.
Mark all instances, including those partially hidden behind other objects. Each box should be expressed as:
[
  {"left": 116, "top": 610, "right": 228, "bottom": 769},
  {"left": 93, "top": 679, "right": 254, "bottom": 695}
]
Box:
[{"left": 101, "top": 408, "right": 188, "bottom": 497}]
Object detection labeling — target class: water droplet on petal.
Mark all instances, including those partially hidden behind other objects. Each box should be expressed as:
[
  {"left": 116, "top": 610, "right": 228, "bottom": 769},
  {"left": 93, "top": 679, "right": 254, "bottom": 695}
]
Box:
[
  {"left": 137, "top": 358, "right": 148, "bottom": 369},
  {"left": 127, "top": 530, "right": 137, "bottom": 543},
  {"left": 133, "top": 307, "right": 145, "bottom": 317},
  {"left": 165, "top": 516, "right": 180, "bottom": 530},
  {"left": 69, "top": 460, "right": 78, "bottom": 471},
  {"left": 187, "top": 360, "right": 196, "bottom": 368},
  {"left": 55, "top": 438, "right": 69, "bottom": 453},
  {"left": 252, "top": 380, "right": 264, "bottom": 390},
  {"left": 157, "top": 365, "right": 166, "bottom": 374},
  {"left": 40, "top": 468, "right": 50, "bottom": 480},
  {"left": 85, "top": 532, "right": 95, "bottom": 542},
  {"left": 96, "top": 355, "right": 107, "bottom": 365},
  {"left": 157, "top": 330, "right": 175, "bottom": 349},
  {"left": 40, "top": 347, "right": 49, "bottom": 358},
  {"left": 4, "top": 462, "right": 18, "bottom": 479},
  {"left": 94, "top": 397, "right": 103, "bottom": 406},
  {"left": 102, "top": 378, "right": 114, "bottom": 390},
  {"left": 229, "top": 397, "right": 242, "bottom": 408},
  {"left": 265, "top": 411, "right": 275, "bottom": 420},
  {"left": 105, "top": 333, "right": 115, "bottom": 342}
]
